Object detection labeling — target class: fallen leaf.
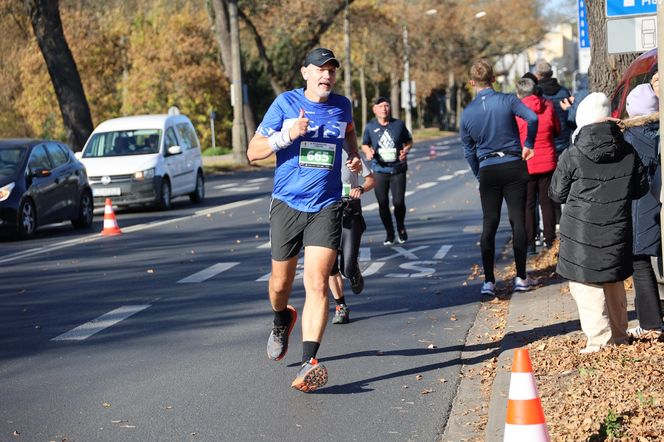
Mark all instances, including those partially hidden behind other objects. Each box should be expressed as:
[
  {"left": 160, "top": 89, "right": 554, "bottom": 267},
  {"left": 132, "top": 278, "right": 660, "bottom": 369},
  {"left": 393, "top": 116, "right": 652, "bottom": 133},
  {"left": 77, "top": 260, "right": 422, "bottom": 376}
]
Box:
[
  {"left": 146, "top": 269, "right": 154, "bottom": 274},
  {"left": 102, "top": 402, "right": 111, "bottom": 408},
  {"left": 450, "top": 314, "right": 457, "bottom": 321},
  {"left": 415, "top": 375, "right": 423, "bottom": 380},
  {"left": 421, "top": 388, "right": 434, "bottom": 395}
]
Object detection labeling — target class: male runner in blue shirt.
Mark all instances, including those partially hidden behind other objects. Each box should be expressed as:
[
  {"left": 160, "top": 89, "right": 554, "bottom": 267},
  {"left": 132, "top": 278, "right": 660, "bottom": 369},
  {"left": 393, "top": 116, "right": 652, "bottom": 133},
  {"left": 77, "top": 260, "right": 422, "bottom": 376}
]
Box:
[
  {"left": 460, "top": 59, "right": 538, "bottom": 297},
  {"left": 247, "top": 48, "right": 361, "bottom": 392}
]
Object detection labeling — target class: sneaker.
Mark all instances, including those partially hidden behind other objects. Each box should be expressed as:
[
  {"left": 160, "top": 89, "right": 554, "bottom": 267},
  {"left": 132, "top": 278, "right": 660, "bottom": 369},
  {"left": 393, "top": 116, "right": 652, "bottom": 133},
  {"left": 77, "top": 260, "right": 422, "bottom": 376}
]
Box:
[
  {"left": 397, "top": 229, "right": 408, "bottom": 244},
  {"left": 332, "top": 304, "right": 350, "bottom": 324},
  {"left": 291, "top": 358, "right": 328, "bottom": 392},
  {"left": 513, "top": 276, "right": 538, "bottom": 292},
  {"left": 266, "top": 305, "right": 297, "bottom": 361},
  {"left": 527, "top": 244, "right": 537, "bottom": 255},
  {"left": 627, "top": 326, "right": 662, "bottom": 338},
  {"left": 383, "top": 237, "right": 395, "bottom": 246},
  {"left": 481, "top": 281, "right": 495, "bottom": 296},
  {"left": 350, "top": 269, "right": 364, "bottom": 294}
]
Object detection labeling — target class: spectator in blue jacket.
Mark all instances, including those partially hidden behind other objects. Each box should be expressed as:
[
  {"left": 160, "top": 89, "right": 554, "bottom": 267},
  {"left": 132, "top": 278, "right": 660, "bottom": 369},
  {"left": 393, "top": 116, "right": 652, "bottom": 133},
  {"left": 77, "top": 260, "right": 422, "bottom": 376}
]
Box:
[{"left": 460, "top": 59, "right": 538, "bottom": 297}]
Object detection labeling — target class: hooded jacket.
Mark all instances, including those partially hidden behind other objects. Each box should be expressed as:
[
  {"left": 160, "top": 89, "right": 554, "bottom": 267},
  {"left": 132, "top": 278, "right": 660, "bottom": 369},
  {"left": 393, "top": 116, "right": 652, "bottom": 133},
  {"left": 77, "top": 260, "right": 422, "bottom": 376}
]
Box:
[
  {"left": 517, "top": 95, "right": 561, "bottom": 174},
  {"left": 539, "top": 77, "right": 572, "bottom": 152},
  {"left": 623, "top": 118, "right": 661, "bottom": 256},
  {"left": 549, "top": 121, "right": 649, "bottom": 283}
]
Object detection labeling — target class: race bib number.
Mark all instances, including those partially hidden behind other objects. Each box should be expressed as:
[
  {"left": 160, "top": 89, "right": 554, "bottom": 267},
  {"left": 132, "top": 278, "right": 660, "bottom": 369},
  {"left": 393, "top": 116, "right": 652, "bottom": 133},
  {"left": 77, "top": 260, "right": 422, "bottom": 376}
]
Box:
[
  {"left": 342, "top": 183, "right": 351, "bottom": 197},
  {"left": 299, "top": 141, "right": 336, "bottom": 169},
  {"left": 378, "top": 146, "right": 397, "bottom": 162}
]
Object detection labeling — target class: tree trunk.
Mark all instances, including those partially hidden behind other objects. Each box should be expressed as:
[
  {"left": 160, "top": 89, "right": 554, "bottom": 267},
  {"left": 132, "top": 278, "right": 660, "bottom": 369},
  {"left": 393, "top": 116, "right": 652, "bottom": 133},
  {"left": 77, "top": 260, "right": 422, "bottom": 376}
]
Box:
[
  {"left": 359, "top": 64, "right": 367, "bottom": 135},
  {"left": 587, "top": 0, "right": 638, "bottom": 95},
  {"left": 390, "top": 70, "right": 400, "bottom": 120},
  {"left": 24, "top": 0, "right": 93, "bottom": 151},
  {"left": 208, "top": 0, "right": 256, "bottom": 145}
]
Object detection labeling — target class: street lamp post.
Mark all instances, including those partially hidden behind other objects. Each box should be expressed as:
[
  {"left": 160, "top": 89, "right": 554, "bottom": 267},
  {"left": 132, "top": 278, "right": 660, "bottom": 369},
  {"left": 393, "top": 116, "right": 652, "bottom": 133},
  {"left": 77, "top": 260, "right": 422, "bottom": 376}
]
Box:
[{"left": 403, "top": 24, "right": 412, "bottom": 133}]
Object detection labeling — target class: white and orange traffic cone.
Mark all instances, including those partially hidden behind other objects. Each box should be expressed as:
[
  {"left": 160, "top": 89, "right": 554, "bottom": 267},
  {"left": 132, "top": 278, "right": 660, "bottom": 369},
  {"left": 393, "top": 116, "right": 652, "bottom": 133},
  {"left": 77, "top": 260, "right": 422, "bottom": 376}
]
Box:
[
  {"left": 101, "top": 198, "right": 122, "bottom": 236},
  {"left": 504, "top": 348, "right": 550, "bottom": 441}
]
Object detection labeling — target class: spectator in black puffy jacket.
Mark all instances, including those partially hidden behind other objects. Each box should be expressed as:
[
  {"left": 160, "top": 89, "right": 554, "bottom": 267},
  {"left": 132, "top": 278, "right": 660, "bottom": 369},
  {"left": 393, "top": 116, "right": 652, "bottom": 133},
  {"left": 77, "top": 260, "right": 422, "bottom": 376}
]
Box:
[
  {"left": 622, "top": 82, "right": 663, "bottom": 337},
  {"left": 550, "top": 92, "right": 649, "bottom": 354}
]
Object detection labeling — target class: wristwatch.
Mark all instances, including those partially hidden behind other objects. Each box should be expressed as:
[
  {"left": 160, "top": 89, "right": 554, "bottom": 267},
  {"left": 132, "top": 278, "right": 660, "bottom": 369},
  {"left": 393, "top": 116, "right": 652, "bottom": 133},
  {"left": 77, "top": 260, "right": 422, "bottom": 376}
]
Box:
[{"left": 357, "top": 185, "right": 364, "bottom": 194}]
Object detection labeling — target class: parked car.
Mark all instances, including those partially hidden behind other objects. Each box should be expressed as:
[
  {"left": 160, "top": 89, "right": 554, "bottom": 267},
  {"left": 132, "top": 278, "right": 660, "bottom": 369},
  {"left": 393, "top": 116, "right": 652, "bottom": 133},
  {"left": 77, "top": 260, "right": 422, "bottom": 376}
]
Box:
[
  {"left": 77, "top": 109, "right": 205, "bottom": 210},
  {"left": 0, "top": 139, "right": 94, "bottom": 239},
  {"left": 610, "top": 47, "right": 657, "bottom": 118}
]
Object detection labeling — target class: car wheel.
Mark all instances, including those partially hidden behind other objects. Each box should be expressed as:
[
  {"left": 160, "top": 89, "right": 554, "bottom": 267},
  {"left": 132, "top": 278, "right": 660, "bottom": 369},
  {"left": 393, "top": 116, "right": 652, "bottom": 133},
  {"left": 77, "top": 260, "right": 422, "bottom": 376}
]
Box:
[
  {"left": 72, "top": 190, "right": 94, "bottom": 229},
  {"left": 17, "top": 198, "right": 36, "bottom": 239},
  {"left": 189, "top": 170, "right": 205, "bottom": 204},
  {"left": 157, "top": 178, "right": 171, "bottom": 210}
]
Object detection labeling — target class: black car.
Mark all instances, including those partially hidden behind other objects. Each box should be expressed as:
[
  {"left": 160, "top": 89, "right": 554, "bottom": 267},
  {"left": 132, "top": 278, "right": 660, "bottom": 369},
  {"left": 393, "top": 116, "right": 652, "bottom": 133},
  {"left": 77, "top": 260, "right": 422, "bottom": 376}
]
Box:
[{"left": 0, "top": 139, "right": 94, "bottom": 238}]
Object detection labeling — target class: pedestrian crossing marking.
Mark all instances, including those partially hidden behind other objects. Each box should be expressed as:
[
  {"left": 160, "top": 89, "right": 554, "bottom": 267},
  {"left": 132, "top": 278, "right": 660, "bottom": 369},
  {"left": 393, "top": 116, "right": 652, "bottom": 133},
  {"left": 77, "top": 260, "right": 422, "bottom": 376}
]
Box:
[
  {"left": 52, "top": 305, "right": 151, "bottom": 341},
  {"left": 177, "top": 262, "right": 240, "bottom": 283}
]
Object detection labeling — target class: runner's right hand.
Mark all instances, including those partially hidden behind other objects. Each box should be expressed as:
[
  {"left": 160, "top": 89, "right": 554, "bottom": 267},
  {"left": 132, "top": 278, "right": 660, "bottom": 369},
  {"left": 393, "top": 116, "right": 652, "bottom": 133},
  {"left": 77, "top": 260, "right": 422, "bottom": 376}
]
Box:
[{"left": 289, "top": 108, "right": 310, "bottom": 141}]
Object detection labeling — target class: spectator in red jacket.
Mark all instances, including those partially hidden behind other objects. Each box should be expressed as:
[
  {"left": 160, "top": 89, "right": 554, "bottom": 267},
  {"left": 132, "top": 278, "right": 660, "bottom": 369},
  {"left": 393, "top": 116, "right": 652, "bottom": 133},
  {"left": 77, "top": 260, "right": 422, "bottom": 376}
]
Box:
[{"left": 516, "top": 77, "right": 561, "bottom": 254}]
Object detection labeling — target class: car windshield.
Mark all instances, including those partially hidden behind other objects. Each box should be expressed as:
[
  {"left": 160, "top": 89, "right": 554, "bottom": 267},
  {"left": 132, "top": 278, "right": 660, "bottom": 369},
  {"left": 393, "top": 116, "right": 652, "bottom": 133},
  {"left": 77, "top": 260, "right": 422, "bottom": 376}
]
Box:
[
  {"left": 83, "top": 129, "right": 162, "bottom": 158},
  {"left": 0, "top": 147, "right": 26, "bottom": 178}
]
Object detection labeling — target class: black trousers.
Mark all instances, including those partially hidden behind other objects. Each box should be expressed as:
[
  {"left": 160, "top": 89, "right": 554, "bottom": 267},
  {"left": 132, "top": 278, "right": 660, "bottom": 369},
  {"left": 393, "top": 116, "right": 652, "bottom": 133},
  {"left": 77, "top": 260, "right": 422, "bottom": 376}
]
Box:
[
  {"left": 525, "top": 172, "right": 556, "bottom": 245},
  {"left": 331, "top": 200, "right": 366, "bottom": 279},
  {"left": 478, "top": 160, "right": 529, "bottom": 282},
  {"left": 374, "top": 170, "right": 407, "bottom": 238},
  {"left": 633, "top": 254, "right": 664, "bottom": 330}
]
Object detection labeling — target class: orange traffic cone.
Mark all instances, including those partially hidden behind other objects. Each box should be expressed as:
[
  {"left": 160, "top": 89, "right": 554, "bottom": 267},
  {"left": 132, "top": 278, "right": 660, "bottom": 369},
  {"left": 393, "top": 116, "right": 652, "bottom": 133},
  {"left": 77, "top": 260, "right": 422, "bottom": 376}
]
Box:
[
  {"left": 504, "top": 348, "right": 550, "bottom": 441},
  {"left": 101, "top": 198, "right": 122, "bottom": 236}
]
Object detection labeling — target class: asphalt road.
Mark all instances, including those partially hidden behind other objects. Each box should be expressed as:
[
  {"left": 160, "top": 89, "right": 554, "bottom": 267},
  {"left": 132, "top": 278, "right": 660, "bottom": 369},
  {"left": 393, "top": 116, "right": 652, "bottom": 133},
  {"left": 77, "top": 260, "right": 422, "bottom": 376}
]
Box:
[{"left": 0, "top": 135, "right": 513, "bottom": 441}]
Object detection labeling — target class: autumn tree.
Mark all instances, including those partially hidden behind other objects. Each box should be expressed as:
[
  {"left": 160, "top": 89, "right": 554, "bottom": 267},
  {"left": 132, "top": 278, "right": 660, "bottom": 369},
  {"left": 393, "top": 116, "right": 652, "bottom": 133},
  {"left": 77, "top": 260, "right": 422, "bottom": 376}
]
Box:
[
  {"left": 23, "top": 0, "right": 93, "bottom": 151},
  {"left": 586, "top": 0, "right": 638, "bottom": 94}
]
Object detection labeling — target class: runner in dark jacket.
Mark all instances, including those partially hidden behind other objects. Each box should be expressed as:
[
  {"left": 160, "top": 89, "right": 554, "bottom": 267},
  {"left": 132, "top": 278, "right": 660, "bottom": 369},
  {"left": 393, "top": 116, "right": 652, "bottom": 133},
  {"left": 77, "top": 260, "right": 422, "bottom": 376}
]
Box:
[{"left": 535, "top": 60, "right": 572, "bottom": 154}]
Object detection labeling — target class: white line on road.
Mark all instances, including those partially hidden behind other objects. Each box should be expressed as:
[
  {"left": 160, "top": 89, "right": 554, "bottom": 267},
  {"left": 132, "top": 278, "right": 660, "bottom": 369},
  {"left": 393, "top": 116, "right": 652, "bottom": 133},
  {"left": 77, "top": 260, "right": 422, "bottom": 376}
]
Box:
[
  {"left": 463, "top": 226, "right": 481, "bottom": 234},
  {"left": 0, "top": 198, "right": 266, "bottom": 265},
  {"left": 214, "top": 183, "right": 238, "bottom": 189},
  {"left": 52, "top": 305, "right": 151, "bottom": 341},
  {"left": 438, "top": 174, "right": 455, "bottom": 181},
  {"left": 359, "top": 247, "right": 371, "bottom": 262},
  {"left": 361, "top": 262, "right": 385, "bottom": 276},
  {"left": 258, "top": 241, "right": 271, "bottom": 249},
  {"left": 177, "top": 262, "right": 240, "bottom": 283},
  {"left": 247, "top": 177, "right": 269, "bottom": 183},
  {"left": 416, "top": 182, "right": 437, "bottom": 190},
  {"left": 433, "top": 245, "right": 452, "bottom": 260},
  {"left": 234, "top": 186, "right": 261, "bottom": 192}
]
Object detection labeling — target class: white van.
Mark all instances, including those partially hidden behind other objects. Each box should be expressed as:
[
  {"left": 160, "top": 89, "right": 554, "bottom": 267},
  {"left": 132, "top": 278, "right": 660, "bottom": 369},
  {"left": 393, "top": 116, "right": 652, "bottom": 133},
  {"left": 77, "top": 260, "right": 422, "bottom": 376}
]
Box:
[{"left": 77, "top": 111, "right": 204, "bottom": 210}]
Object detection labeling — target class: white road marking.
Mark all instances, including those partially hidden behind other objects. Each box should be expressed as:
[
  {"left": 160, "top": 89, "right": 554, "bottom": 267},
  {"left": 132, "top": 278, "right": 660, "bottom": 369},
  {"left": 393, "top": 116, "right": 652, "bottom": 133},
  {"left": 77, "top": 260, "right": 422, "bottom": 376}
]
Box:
[
  {"left": 214, "top": 183, "right": 237, "bottom": 189},
  {"left": 379, "top": 246, "right": 429, "bottom": 261},
  {"left": 361, "top": 262, "right": 385, "bottom": 276},
  {"left": 438, "top": 174, "right": 455, "bottom": 181},
  {"left": 359, "top": 247, "right": 371, "bottom": 262},
  {"left": 247, "top": 177, "right": 269, "bottom": 183},
  {"left": 177, "top": 262, "right": 239, "bottom": 283},
  {"left": 363, "top": 202, "right": 378, "bottom": 212},
  {"left": 52, "top": 305, "right": 151, "bottom": 341},
  {"left": 433, "top": 245, "right": 452, "bottom": 260},
  {"left": 234, "top": 186, "right": 261, "bottom": 192},
  {"left": 463, "top": 225, "right": 482, "bottom": 233},
  {"left": 416, "top": 182, "right": 437, "bottom": 190},
  {"left": 454, "top": 169, "right": 469, "bottom": 176},
  {"left": 405, "top": 190, "right": 414, "bottom": 197},
  {"left": 258, "top": 241, "right": 271, "bottom": 249},
  {"left": 0, "top": 198, "right": 266, "bottom": 265}
]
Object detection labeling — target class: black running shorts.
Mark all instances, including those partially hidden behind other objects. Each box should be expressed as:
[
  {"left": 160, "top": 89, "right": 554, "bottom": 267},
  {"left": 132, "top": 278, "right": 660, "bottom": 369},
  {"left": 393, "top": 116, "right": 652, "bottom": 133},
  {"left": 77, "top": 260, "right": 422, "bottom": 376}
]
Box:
[{"left": 269, "top": 198, "right": 343, "bottom": 261}]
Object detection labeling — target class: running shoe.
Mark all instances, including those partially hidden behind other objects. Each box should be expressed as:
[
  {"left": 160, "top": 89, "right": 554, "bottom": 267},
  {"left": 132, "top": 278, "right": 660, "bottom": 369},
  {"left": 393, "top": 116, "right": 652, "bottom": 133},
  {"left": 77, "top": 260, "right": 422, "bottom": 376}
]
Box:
[
  {"left": 332, "top": 304, "right": 350, "bottom": 324},
  {"left": 627, "top": 326, "right": 662, "bottom": 338},
  {"left": 481, "top": 281, "right": 495, "bottom": 296},
  {"left": 397, "top": 229, "right": 408, "bottom": 244},
  {"left": 266, "top": 305, "right": 297, "bottom": 361},
  {"left": 383, "top": 236, "right": 395, "bottom": 246},
  {"left": 513, "top": 276, "right": 538, "bottom": 292},
  {"left": 350, "top": 269, "right": 364, "bottom": 294},
  {"left": 291, "top": 358, "right": 328, "bottom": 392}
]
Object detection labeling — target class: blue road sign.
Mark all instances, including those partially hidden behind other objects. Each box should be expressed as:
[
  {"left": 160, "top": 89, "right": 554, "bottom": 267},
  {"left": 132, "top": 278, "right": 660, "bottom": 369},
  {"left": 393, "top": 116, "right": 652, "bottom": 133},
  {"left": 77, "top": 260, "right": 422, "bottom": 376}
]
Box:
[
  {"left": 578, "top": 0, "right": 590, "bottom": 48},
  {"left": 606, "top": 0, "right": 657, "bottom": 18}
]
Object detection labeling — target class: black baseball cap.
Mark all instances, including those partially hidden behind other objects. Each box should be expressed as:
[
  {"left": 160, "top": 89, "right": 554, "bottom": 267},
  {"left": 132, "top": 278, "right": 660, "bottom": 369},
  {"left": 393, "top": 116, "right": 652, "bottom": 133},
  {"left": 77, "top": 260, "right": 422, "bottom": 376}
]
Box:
[
  {"left": 374, "top": 96, "right": 390, "bottom": 105},
  {"left": 303, "top": 48, "right": 340, "bottom": 68}
]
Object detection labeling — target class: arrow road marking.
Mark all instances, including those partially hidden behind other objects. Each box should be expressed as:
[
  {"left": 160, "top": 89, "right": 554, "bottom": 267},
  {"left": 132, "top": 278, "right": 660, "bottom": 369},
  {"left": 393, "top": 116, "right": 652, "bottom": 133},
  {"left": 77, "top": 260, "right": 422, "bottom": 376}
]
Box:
[
  {"left": 52, "top": 305, "right": 151, "bottom": 341},
  {"left": 177, "top": 262, "right": 240, "bottom": 283}
]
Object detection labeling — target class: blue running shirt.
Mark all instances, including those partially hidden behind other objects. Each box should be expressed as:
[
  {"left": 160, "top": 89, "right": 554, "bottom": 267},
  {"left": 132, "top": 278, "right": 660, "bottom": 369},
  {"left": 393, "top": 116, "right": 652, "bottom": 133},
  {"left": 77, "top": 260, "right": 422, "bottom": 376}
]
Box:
[{"left": 257, "top": 88, "right": 353, "bottom": 212}]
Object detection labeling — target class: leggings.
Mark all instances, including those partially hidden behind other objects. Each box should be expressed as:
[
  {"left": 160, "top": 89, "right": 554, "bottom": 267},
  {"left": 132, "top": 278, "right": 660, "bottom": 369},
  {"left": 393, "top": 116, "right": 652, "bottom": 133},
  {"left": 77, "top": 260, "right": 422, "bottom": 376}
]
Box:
[
  {"left": 525, "top": 172, "right": 555, "bottom": 245},
  {"left": 374, "top": 170, "right": 407, "bottom": 236},
  {"left": 331, "top": 200, "right": 366, "bottom": 279},
  {"left": 478, "top": 160, "right": 529, "bottom": 282}
]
